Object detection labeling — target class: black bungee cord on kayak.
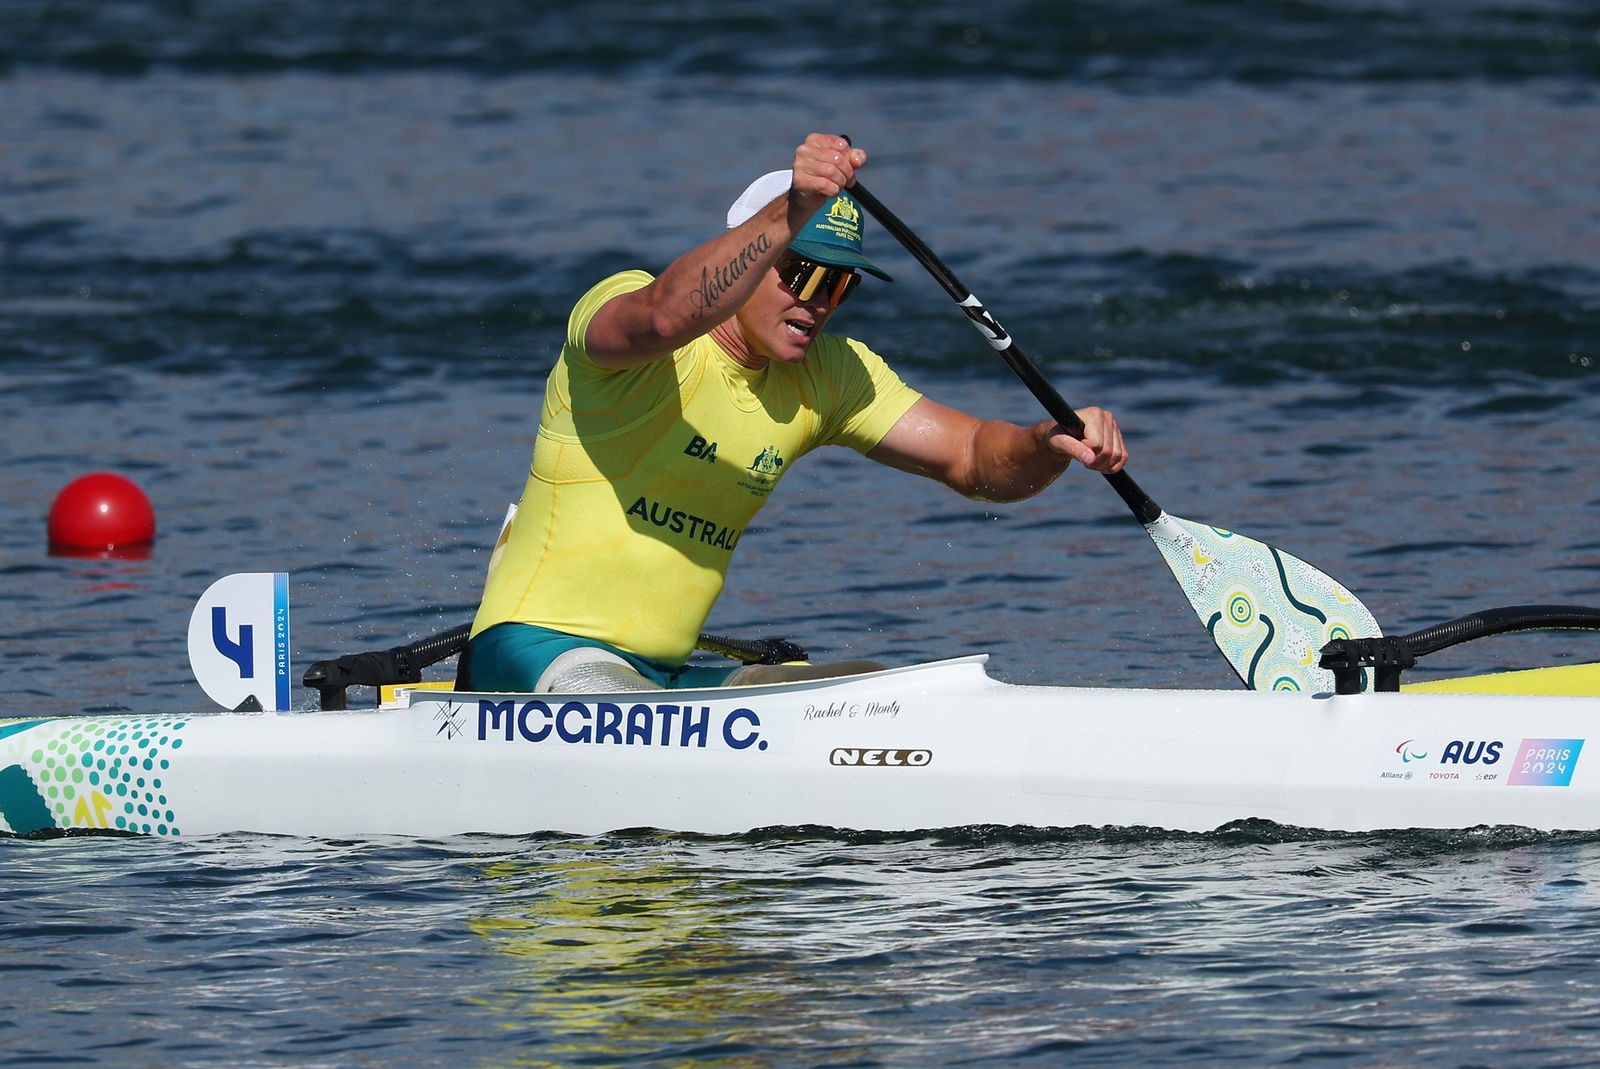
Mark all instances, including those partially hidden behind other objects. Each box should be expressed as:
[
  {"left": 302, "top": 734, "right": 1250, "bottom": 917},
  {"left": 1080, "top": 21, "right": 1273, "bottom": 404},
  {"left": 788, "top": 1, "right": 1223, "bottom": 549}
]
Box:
[{"left": 1319, "top": 604, "right": 1600, "bottom": 694}]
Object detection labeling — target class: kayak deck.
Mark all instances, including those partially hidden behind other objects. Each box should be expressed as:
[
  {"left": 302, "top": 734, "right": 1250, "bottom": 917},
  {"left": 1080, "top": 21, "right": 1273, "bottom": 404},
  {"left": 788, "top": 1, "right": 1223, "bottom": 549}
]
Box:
[{"left": 1404, "top": 660, "right": 1600, "bottom": 696}]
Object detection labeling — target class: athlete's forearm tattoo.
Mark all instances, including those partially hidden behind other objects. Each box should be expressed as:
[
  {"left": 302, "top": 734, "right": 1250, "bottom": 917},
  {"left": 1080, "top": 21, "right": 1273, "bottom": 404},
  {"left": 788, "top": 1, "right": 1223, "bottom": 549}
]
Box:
[{"left": 688, "top": 233, "right": 773, "bottom": 319}]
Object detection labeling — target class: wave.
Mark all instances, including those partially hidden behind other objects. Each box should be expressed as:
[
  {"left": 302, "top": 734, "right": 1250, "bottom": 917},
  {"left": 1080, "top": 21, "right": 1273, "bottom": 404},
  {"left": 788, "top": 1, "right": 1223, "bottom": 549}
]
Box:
[
  {"left": 15, "top": 818, "right": 1595, "bottom": 848},
  {"left": 6, "top": 0, "right": 1598, "bottom": 85},
  {"left": 2, "top": 232, "right": 1595, "bottom": 392}
]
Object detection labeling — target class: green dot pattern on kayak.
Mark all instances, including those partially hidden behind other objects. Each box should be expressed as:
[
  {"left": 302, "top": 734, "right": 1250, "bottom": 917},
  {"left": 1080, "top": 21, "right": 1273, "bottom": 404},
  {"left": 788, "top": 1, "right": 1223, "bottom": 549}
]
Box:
[{"left": 27, "top": 718, "right": 189, "bottom": 835}]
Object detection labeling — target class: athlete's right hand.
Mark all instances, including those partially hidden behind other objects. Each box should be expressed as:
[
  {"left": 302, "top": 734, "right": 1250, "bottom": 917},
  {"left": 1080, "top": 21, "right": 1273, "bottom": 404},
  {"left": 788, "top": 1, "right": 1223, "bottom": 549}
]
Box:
[{"left": 788, "top": 134, "right": 865, "bottom": 220}]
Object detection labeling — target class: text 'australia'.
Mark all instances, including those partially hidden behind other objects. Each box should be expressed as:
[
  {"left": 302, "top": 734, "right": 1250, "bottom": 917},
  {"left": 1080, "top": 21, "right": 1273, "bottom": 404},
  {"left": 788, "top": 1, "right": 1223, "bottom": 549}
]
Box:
[{"left": 626, "top": 496, "right": 742, "bottom": 551}]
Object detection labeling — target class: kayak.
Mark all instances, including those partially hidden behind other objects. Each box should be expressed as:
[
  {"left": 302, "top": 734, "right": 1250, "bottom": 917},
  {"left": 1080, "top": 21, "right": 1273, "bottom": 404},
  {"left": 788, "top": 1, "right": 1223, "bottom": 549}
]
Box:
[{"left": 4, "top": 653, "right": 1598, "bottom": 839}]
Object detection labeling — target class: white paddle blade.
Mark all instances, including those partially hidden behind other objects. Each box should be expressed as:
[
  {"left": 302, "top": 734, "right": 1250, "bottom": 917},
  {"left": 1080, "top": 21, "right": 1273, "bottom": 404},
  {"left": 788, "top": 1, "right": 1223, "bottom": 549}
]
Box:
[
  {"left": 1143, "top": 513, "right": 1380, "bottom": 693},
  {"left": 188, "top": 572, "right": 292, "bottom": 710}
]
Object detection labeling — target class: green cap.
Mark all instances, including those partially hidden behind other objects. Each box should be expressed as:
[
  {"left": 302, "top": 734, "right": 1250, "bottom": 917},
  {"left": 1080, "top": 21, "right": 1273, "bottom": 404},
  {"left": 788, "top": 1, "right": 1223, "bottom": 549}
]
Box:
[{"left": 726, "top": 170, "right": 892, "bottom": 282}]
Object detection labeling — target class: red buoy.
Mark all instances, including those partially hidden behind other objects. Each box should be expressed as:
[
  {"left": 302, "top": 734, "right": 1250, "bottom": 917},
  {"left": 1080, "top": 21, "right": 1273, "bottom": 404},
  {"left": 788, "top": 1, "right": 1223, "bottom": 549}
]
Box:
[{"left": 47, "top": 472, "right": 157, "bottom": 554}]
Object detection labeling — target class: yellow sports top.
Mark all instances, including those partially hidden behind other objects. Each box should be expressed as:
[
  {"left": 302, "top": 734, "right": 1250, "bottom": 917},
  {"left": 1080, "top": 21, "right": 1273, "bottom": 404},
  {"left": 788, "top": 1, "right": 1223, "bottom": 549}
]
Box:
[{"left": 472, "top": 270, "right": 923, "bottom": 664}]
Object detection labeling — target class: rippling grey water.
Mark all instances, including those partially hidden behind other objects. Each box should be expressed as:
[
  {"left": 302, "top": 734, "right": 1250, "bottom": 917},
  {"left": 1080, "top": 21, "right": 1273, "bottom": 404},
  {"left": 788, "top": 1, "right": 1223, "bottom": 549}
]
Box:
[
  {"left": 7, "top": 829, "right": 1600, "bottom": 1066},
  {"left": 5, "top": 0, "right": 1600, "bottom": 1063}
]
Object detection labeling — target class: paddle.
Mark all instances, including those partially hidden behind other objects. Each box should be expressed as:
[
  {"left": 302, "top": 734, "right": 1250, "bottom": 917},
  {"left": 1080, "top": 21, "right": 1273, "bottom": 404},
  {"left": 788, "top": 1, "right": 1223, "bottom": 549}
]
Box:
[{"left": 847, "top": 179, "right": 1381, "bottom": 692}]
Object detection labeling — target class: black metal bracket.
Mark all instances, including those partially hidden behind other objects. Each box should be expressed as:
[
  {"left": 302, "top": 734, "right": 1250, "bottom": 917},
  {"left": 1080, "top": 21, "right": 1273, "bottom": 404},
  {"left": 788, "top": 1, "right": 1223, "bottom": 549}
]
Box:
[
  {"left": 1318, "top": 637, "right": 1417, "bottom": 694},
  {"left": 302, "top": 646, "right": 423, "bottom": 711}
]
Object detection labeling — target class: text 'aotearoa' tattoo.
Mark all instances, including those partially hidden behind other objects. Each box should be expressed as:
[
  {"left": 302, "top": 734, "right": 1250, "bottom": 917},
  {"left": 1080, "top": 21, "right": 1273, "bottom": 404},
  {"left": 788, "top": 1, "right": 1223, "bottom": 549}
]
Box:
[{"left": 688, "top": 233, "right": 772, "bottom": 319}]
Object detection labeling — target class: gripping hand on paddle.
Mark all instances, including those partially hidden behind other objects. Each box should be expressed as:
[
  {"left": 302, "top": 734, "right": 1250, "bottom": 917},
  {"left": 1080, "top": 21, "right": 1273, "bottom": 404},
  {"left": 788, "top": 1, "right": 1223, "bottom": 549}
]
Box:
[
  {"left": 871, "top": 398, "right": 1129, "bottom": 502},
  {"left": 789, "top": 133, "right": 866, "bottom": 219},
  {"left": 583, "top": 133, "right": 863, "bottom": 369},
  {"left": 1040, "top": 407, "right": 1128, "bottom": 475}
]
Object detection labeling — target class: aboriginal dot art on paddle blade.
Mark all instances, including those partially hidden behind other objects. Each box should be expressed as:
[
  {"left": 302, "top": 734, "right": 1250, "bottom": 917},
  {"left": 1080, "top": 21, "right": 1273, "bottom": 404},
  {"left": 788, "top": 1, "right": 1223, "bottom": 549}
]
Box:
[{"left": 1144, "top": 514, "right": 1382, "bottom": 692}]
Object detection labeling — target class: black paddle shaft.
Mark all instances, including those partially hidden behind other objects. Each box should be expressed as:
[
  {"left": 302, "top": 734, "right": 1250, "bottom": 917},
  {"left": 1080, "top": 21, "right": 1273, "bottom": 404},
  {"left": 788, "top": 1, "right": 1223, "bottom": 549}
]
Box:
[{"left": 847, "top": 180, "right": 1161, "bottom": 526}]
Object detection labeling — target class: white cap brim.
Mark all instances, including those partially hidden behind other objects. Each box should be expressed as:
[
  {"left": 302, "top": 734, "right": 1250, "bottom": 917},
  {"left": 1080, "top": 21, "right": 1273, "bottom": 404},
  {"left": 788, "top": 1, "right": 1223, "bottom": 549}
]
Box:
[{"left": 726, "top": 170, "right": 792, "bottom": 229}]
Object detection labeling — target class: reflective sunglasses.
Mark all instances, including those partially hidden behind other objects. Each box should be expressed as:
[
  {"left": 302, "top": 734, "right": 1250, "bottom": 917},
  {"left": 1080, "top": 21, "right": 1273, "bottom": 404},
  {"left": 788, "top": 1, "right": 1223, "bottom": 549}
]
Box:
[{"left": 775, "top": 254, "right": 861, "bottom": 307}]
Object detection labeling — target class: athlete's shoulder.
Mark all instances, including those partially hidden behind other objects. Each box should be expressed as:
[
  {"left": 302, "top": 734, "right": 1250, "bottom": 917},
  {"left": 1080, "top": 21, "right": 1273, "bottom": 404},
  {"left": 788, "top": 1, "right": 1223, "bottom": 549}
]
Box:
[
  {"left": 565, "top": 270, "right": 656, "bottom": 364},
  {"left": 806, "top": 331, "right": 895, "bottom": 375},
  {"left": 570, "top": 270, "right": 653, "bottom": 324}
]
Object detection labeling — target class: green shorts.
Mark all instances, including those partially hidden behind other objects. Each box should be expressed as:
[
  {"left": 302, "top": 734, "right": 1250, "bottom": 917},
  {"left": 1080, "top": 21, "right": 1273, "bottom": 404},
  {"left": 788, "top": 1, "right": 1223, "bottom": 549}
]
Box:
[{"left": 466, "top": 622, "right": 735, "bottom": 692}]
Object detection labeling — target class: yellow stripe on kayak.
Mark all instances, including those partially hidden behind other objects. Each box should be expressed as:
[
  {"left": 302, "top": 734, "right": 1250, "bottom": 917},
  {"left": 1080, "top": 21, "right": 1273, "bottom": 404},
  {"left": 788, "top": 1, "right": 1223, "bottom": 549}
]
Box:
[
  {"left": 1403, "top": 661, "right": 1600, "bottom": 697},
  {"left": 376, "top": 667, "right": 1600, "bottom": 701}
]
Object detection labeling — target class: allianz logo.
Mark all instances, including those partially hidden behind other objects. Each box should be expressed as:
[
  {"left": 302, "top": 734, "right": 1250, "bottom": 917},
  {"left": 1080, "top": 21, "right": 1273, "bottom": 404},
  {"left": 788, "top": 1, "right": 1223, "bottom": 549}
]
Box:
[{"left": 829, "top": 747, "right": 932, "bottom": 768}]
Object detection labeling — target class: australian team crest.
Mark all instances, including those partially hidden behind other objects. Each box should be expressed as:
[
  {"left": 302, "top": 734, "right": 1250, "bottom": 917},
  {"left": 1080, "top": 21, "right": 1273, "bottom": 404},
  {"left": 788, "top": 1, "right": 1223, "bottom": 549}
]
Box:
[
  {"left": 815, "top": 197, "right": 863, "bottom": 245},
  {"left": 738, "top": 445, "right": 785, "bottom": 496}
]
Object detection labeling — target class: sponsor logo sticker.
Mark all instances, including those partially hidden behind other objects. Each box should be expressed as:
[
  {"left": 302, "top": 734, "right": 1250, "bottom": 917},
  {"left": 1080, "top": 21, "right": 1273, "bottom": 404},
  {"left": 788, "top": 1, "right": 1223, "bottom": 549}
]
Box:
[
  {"left": 1380, "top": 736, "right": 1505, "bottom": 783},
  {"left": 1379, "top": 735, "right": 1586, "bottom": 788},
  {"left": 829, "top": 748, "right": 931, "bottom": 768}
]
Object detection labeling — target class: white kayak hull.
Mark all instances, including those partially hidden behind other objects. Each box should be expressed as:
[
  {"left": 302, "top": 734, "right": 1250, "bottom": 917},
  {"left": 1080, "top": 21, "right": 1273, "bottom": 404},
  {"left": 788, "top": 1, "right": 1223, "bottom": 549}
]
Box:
[{"left": 3, "top": 656, "right": 1597, "bottom": 838}]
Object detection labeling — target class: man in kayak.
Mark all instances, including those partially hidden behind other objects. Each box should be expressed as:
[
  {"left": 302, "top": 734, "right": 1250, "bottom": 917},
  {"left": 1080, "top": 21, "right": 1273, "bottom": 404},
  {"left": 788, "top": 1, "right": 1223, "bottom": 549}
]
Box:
[{"left": 468, "top": 133, "right": 1128, "bottom": 692}]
